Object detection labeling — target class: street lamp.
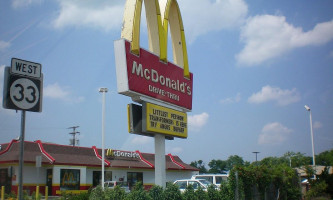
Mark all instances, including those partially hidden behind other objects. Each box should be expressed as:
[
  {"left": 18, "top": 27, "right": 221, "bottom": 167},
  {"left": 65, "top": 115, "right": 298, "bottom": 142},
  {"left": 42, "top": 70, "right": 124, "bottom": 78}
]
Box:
[
  {"left": 99, "top": 88, "right": 108, "bottom": 189},
  {"left": 304, "top": 105, "right": 316, "bottom": 179},
  {"left": 252, "top": 151, "right": 260, "bottom": 163}
]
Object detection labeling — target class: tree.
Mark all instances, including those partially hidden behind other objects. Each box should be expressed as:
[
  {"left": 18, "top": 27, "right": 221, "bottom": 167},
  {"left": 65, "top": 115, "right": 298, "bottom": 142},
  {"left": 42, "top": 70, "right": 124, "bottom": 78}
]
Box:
[
  {"left": 260, "top": 156, "right": 286, "bottom": 167},
  {"left": 316, "top": 149, "right": 333, "bottom": 166},
  {"left": 226, "top": 155, "right": 245, "bottom": 170},
  {"left": 208, "top": 159, "right": 227, "bottom": 174},
  {"left": 282, "top": 151, "right": 312, "bottom": 167},
  {"left": 190, "top": 160, "right": 207, "bottom": 174}
]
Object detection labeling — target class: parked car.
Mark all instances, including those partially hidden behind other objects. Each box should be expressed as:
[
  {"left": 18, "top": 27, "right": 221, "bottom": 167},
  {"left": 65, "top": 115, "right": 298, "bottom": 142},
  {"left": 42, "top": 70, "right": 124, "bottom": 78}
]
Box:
[
  {"left": 104, "top": 181, "right": 130, "bottom": 193},
  {"left": 173, "top": 179, "right": 217, "bottom": 193},
  {"left": 191, "top": 174, "right": 228, "bottom": 187}
]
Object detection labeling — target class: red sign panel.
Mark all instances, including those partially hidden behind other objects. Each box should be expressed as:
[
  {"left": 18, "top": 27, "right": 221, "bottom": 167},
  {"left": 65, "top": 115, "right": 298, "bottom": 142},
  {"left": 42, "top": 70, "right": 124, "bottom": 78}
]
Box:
[{"left": 115, "top": 39, "right": 193, "bottom": 111}]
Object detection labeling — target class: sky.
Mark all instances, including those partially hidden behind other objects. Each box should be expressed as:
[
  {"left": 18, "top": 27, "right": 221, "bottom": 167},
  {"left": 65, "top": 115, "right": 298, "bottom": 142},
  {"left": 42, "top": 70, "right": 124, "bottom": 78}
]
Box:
[{"left": 0, "top": 0, "right": 332, "bottom": 165}]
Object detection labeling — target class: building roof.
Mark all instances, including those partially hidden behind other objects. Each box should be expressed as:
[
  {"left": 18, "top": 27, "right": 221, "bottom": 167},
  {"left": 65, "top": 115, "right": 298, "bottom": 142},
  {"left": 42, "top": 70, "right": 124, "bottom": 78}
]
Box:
[
  {"left": 295, "top": 165, "right": 333, "bottom": 177},
  {"left": 0, "top": 139, "right": 198, "bottom": 171}
]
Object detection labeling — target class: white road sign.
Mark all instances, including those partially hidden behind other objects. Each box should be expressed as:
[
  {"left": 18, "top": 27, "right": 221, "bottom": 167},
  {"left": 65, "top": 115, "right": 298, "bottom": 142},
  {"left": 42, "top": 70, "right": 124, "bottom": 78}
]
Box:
[
  {"left": 10, "top": 78, "right": 40, "bottom": 110},
  {"left": 11, "top": 58, "right": 41, "bottom": 78}
]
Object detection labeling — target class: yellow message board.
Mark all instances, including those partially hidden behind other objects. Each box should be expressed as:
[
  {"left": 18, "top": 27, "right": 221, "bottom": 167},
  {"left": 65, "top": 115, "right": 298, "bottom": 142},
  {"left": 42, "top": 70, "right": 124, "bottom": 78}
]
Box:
[{"left": 143, "top": 102, "right": 187, "bottom": 138}]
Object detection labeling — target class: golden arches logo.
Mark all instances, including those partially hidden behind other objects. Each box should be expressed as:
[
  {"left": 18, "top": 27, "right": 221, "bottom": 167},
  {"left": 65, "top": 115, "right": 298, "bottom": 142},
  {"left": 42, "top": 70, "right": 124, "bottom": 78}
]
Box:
[
  {"left": 106, "top": 149, "right": 113, "bottom": 156},
  {"left": 62, "top": 172, "right": 76, "bottom": 186},
  {"left": 121, "top": 0, "right": 189, "bottom": 78}
]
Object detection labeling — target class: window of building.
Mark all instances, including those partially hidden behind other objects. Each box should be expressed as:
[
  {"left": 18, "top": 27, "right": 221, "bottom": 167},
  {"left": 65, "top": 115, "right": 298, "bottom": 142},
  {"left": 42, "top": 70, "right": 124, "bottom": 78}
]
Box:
[
  {"left": 127, "top": 172, "right": 143, "bottom": 189},
  {"left": 0, "top": 168, "right": 11, "bottom": 193},
  {"left": 60, "top": 169, "right": 80, "bottom": 190},
  {"left": 93, "top": 171, "right": 112, "bottom": 187}
]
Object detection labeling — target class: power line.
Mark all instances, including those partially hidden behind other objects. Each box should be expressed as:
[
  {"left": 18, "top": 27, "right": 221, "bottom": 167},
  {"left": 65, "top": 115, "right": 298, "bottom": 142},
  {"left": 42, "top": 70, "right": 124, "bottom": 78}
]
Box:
[{"left": 68, "top": 126, "right": 80, "bottom": 147}]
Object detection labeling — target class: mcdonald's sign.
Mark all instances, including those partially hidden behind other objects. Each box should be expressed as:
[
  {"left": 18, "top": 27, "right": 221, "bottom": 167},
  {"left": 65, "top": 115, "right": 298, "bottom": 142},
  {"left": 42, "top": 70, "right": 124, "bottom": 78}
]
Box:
[
  {"left": 60, "top": 169, "right": 80, "bottom": 190},
  {"left": 106, "top": 148, "right": 140, "bottom": 158},
  {"left": 115, "top": 0, "right": 193, "bottom": 111}
]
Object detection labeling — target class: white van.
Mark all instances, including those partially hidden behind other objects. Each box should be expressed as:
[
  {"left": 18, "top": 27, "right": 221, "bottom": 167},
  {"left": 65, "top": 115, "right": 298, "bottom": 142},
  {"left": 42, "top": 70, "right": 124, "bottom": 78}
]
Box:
[
  {"left": 173, "top": 179, "right": 217, "bottom": 193},
  {"left": 191, "top": 174, "right": 228, "bottom": 187}
]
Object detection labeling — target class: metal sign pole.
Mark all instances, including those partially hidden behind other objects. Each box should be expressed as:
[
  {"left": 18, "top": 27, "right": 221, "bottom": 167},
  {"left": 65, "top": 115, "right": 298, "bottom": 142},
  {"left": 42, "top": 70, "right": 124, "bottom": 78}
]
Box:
[
  {"left": 154, "top": 134, "right": 166, "bottom": 188},
  {"left": 18, "top": 110, "right": 26, "bottom": 200}
]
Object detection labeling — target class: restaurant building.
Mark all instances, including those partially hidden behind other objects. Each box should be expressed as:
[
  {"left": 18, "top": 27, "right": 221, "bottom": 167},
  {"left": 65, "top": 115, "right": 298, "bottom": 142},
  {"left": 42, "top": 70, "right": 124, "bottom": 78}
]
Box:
[{"left": 0, "top": 139, "right": 198, "bottom": 195}]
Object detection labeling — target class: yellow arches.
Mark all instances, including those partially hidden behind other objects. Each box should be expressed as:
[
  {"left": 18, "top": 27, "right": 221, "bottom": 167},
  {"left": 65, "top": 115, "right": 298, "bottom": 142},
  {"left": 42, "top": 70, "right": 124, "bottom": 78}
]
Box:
[{"left": 121, "top": 0, "right": 190, "bottom": 79}]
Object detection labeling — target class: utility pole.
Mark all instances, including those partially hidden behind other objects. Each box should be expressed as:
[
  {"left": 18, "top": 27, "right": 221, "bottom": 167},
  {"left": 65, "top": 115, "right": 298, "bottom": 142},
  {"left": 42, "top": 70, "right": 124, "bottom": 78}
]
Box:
[
  {"left": 252, "top": 151, "right": 260, "bottom": 165},
  {"left": 68, "top": 126, "right": 80, "bottom": 146}
]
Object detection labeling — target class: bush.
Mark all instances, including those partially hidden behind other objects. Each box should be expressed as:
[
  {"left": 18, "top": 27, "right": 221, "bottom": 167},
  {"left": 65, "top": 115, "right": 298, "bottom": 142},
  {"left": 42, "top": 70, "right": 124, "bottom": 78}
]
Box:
[
  {"left": 125, "top": 182, "right": 151, "bottom": 200},
  {"left": 30, "top": 191, "right": 41, "bottom": 200},
  {"left": 195, "top": 186, "right": 209, "bottom": 200},
  {"left": 305, "top": 181, "right": 328, "bottom": 199},
  {"left": 69, "top": 192, "right": 89, "bottom": 200},
  {"left": 105, "top": 186, "right": 126, "bottom": 200},
  {"left": 164, "top": 183, "right": 183, "bottom": 200},
  {"left": 148, "top": 185, "right": 165, "bottom": 200},
  {"left": 5, "top": 192, "right": 16, "bottom": 199},
  {"left": 207, "top": 185, "right": 221, "bottom": 200},
  {"left": 89, "top": 185, "right": 105, "bottom": 200},
  {"left": 183, "top": 184, "right": 196, "bottom": 200},
  {"left": 219, "top": 181, "right": 232, "bottom": 200}
]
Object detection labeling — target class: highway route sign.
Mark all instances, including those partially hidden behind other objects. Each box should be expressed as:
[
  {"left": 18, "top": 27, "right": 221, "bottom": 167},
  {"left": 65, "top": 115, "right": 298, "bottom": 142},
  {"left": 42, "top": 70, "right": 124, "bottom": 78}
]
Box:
[{"left": 3, "top": 66, "right": 43, "bottom": 112}]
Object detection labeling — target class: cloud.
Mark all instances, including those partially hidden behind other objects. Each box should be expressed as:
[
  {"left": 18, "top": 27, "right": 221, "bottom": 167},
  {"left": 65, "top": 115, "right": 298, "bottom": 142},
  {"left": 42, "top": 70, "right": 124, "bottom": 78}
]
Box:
[
  {"left": 44, "top": 82, "right": 84, "bottom": 103},
  {"left": 248, "top": 85, "right": 300, "bottom": 106},
  {"left": 52, "top": 0, "right": 124, "bottom": 31},
  {"left": 51, "top": 0, "right": 247, "bottom": 42},
  {"left": 188, "top": 112, "right": 209, "bottom": 131},
  {"left": 167, "top": 147, "right": 183, "bottom": 154},
  {"left": 220, "top": 93, "right": 241, "bottom": 104},
  {"left": 11, "top": 0, "right": 43, "bottom": 9},
  {"left": 179, "top": 0, "right": 248, "bottom": 43},
  {"left": 0, "top": 41, "right": 10, "bottom": 51},
  {"left": 130, "top": 135, "right": 153, "bottom": 145},
  {"left": 236, "top": 15, "right": 333, "bottom": 66},
  {"left": 313, "top": 121, "right": 323, "bottom": 129},
  {"left": 258, "top": 122, "right": 292, "bottom": 145}
]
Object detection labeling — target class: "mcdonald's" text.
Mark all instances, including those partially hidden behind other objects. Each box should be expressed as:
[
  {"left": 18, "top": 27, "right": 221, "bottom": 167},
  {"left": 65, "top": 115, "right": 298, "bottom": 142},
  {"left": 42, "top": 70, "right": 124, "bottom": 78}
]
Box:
[{"left": 132, "top": 61, "right": 191, "bottom": 96}]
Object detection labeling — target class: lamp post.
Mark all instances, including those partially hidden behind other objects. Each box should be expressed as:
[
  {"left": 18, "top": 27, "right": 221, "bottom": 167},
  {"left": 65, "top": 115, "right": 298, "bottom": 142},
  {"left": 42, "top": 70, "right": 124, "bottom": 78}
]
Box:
[
  {"left": 252, "top": 151, "right": 260, "bottom": 164},
  {"left": 304, "top": 105, "right": 316, "bottom": 179},
  {"left": 99, "top": 88, "right": 108, "bottom": 189}
]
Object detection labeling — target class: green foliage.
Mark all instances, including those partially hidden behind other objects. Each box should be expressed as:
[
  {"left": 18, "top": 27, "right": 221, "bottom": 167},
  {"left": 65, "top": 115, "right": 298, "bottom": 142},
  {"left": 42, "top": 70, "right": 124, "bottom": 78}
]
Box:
[
  {"left": 207, "top": 185, "right": 220, "bottom": 200},
  {"left": 183, "top": 184, "right": 196, "bottom": 200},
  {"left": 316, "top": 149, "right": 333, "bottom": 166},
  {"left": 105, "top": 186, "right": 126, "bottom": 200},
  {"left": 195, "top": 186, "right": 209, "bottom": 200},
  {"left": 22, "top": 190, "right": 30, "bottom": 200},
  {"left": 229, "top": 164, "right": 301, "bottom": 200},
  {"left": 30, "top": 191, "right": 41, "bottom": 200},
  {"left": 208, "top": 155, "right": 246, "bottom": 174},
  {"left": 283, "top": 151, "right": 312, "bottom": 167},
  {"left": 164, "top": 183, "right": 183, "bottom": 200},
  {"left": 148, "top": 185, "right": 165, "bottom": 200},
  {"left": 4, "top": 191, "right": 16, "bottom": 199},
  {"left": 304, "top": 165, "right": 317, "bottom": 185},
  {"left": 89, "top": 185, "right": 105, "bottom": 200},
  {"left": 226, "top": 155, "right": 245, "bottom": 170},
  {"left": 68, "top": 192, "right": 89, "bottom": 200},
  {"left": 219, "top": 181, "right": 232, "bottom": 200},
  {"left": 305, "top": 181, "right": 328, "bottom": 199},
  {"left": 125, "top": 182, "right": 151, "bottom": 200},
  {"left": 190, "top": 160, "right": 208, "bottom": 173},
  {"left": 260, "top": 156, "right": 287, "bottom": 167},
  {"left": 208, "top": 159, "right": 227, "bottom": 173}
]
